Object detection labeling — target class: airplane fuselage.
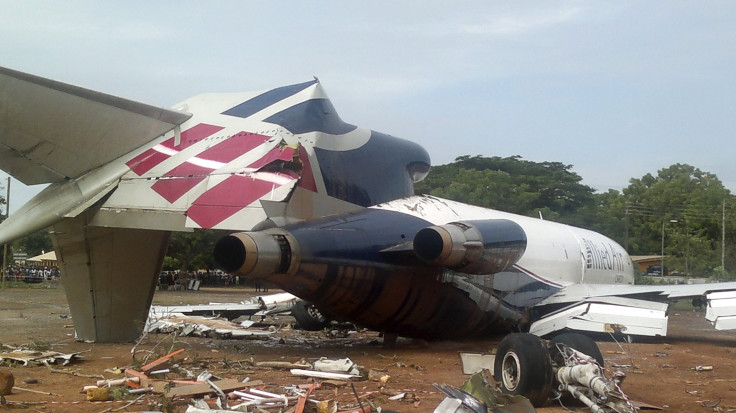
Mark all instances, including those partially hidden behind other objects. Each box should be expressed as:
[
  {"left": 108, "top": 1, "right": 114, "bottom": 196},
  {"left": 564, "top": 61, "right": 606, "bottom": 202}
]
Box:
[{"left": 217, "top": 195, "right": 634, "bottom": 338}]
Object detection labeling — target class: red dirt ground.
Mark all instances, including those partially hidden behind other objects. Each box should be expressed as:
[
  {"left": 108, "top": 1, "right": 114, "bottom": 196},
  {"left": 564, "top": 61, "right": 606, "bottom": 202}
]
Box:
[{"left": 1, "top": 282, "right": 735, "bottom": 412}]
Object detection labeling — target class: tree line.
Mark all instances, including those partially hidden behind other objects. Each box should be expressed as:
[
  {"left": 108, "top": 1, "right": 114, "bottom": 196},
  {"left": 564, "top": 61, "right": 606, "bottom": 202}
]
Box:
[
  {"left": 415, "top": 155, "right": 735, "bottom": 279},
  {"left": 4, "top": 155, "right": 735, "bottom": 278}
]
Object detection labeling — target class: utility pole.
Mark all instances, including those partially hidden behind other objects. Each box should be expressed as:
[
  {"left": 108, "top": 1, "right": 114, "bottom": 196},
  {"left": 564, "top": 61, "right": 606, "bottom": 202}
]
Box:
[
  {"left": 624, "top": 204, "right": 630, "bottom": 251},
  {"left": 2, "top": 177, "right": 8, "bottom": 289},
  {"left": 723, "top": 199, "right": 726, "bottom": 270}
]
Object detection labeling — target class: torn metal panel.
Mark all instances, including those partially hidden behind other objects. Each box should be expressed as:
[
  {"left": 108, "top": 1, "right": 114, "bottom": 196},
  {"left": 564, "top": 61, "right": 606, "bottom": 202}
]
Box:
[
  {"left": 147, "top": 292, "right": 297, "bottom": 322},
  {"left": 459, "top": 353, "right": 495, "bottom": 375},
  {"left": 146, "top": 314, "right": 275, "bottom": 338},
  {"left": 290, "top": 368, "right": 361, "bottom": 381},
  {"left": 530, "top": 297, "right": 668, "bottom": 337},
  {"left": 148, "top": 303, "right": 262, "bottom": 320},
  {"left": 0, "top": 349, "right": 84, "bottom": 366},
  {"left": 254, "top": 292, "right": 298, "bottom": 315}
]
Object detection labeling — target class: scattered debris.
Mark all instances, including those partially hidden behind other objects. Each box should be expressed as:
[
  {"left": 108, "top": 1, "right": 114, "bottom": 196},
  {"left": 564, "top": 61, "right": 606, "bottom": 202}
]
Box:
[
  {"left": 291, "top": 368, "right": 361, "bottom": 381},
  {"left": 145, "top": 293, "right": 300, "bottom": 340},
  {"left": 459, "top": 352, "right": 495, "bottom": 375},
  {"left": 434, "top": 383, "right": 487, "bottom": 413},
  {"left": 435, "top": 370, "right": 535, "bottom": 413},
  {"left": 314, "top": 357, "right": 362, "bottom": 376},
  {"left": 701, "top": 398, "right": 722, "bottom": 408},
  {"left": 146, "top": 314, "right": 278, "bottom": 338},
  {"left": 0, "top": 346, "right": 84, "bottom": 366},
  {"left": 86, "top": 387, "right": 109, "bottom": 401}
]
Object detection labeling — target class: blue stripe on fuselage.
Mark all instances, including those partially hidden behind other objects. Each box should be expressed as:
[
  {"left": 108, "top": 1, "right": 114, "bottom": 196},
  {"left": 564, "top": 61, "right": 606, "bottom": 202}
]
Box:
[
  {"left": 264, "top": 98, "right": 357, "bottom": 135},
  {"left": 222, "top": 80, "right": 317, "bottom": 119}
]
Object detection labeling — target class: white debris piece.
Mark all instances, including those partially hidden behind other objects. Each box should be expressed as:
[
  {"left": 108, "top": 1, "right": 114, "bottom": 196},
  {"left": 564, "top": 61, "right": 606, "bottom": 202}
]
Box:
[{"left": 313, "top": 357, "right": 361, "bottom": 376}]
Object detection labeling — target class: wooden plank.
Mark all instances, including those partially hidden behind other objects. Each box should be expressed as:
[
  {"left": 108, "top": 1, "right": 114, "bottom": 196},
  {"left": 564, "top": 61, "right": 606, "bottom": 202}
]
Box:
[
  {"left": 166, "top": 379, "right": 262, "bottom": 398},
  {"left": 140, "top": 348, "right": 185, "bottom": 374}
]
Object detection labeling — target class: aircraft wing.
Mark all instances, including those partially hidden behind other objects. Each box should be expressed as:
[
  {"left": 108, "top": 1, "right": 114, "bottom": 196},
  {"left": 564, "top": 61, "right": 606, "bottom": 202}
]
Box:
[
  {"left": 0, "top": 66, "right": 191, "bottom": 185},
  {"left": 530, "top": 282, "right": 736, "bottom": 337}
]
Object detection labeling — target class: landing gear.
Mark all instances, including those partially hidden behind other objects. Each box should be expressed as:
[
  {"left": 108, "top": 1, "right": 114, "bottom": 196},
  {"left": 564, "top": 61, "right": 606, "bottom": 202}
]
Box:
[
  {"left": 493, "top": 333, "right": 555, "bottom": 407},
  {"left": 291, "top": 300, "right": 329, "bottom": 331},
  {"left": 549, "top": 332, "right": 604, "bottom": 367},
  {"left": 494, "top": 332, "right": 635, "bottom": 412}
]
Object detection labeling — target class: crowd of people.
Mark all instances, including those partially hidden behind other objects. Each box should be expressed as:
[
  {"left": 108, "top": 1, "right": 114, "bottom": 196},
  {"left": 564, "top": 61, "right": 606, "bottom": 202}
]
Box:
[
  {"left": 1, "top": 265, "right": 264, "bottom": 289},
  {"left": 2, "top": 265, "right": 60, "bottom": 282},
  {"left": 158, "top": 269, "right": 249, "bottom": 288}
]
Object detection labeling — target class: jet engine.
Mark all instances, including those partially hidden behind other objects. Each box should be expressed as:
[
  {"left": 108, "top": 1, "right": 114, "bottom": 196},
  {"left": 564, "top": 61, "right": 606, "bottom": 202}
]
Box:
[
  {"left": 214, "top": 229, "right": 297, "bottom": 277},
  {"left": 412, "top": 219, "right": 527, "bottom": 274},
  {"left": 213, "top": 209, "right": 531, "bottom": 339}
]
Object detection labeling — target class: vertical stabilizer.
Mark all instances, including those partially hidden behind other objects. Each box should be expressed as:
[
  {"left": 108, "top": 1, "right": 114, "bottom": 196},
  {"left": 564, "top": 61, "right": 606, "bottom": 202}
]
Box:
[{"left": 51, "top": 210, "right": 170, "bottom": 342}]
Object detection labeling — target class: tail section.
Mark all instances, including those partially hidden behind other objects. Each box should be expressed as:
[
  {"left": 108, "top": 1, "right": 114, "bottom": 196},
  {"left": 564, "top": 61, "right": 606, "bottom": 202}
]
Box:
[{"left": 0, "top": 67, "right": 431, "bottom": 342}]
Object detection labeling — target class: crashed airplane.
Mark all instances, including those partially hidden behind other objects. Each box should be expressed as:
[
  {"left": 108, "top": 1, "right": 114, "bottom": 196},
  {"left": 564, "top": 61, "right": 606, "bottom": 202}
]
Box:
[{"left": 2, "top": 66, "right": 736, "bottom": 406}]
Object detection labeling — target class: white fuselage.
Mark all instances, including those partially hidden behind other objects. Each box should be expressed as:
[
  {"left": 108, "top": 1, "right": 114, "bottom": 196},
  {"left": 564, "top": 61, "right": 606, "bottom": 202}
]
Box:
[{"left": 374, "top": 195, "right": 635, "bottom": 288}]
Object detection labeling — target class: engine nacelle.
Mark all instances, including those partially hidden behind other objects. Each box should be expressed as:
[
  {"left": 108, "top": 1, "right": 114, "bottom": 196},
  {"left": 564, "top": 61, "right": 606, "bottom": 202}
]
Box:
[
  {"left": 214, "top": 229, "right": 298, "bottom": 277},
  {"left": 413, "top": 219, "right": 527, "bottom": 274}
]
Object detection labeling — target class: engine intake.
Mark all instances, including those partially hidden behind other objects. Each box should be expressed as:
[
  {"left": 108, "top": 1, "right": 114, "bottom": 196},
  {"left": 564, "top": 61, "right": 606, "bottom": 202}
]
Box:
[
  {"left": 413, "top": 219, "right": 527, "bottom": 274},
  {"left": 214, "top": 229, "right": 297, "bottom": 277}
]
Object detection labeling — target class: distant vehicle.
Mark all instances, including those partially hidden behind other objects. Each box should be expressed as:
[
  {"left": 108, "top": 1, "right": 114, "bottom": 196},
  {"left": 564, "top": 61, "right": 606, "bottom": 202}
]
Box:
[{"left": 646, "top": 264, "right": 668, "bottom": 276}]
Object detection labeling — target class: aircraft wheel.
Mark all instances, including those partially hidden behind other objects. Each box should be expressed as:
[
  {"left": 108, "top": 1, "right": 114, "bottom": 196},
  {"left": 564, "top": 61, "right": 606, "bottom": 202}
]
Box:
[
  {"left": 291, "top": 300, "right": 329, "bottom": 331},
  {"left": 549, "top": 332, "right": 604, "bottom": 367},
  {"left": 494, "top": 333, "right": 554, "bottom": 407}
]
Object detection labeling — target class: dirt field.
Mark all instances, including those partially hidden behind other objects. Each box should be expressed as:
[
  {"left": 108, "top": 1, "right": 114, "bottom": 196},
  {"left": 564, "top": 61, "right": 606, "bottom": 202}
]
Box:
[{"left": 1, "top": 281, "right": 736, "bottom": 412}]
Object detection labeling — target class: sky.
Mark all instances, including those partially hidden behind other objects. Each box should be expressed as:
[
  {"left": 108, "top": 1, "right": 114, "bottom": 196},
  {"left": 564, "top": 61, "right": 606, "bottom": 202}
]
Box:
[{"left": 1, "top": 1, "right": 735, "bottom": 213}]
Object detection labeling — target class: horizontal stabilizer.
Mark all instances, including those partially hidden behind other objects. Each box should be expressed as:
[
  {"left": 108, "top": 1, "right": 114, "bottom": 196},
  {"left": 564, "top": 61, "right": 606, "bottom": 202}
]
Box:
[{"left": 0, "top": 66, "right": 191, "bottom": 185}]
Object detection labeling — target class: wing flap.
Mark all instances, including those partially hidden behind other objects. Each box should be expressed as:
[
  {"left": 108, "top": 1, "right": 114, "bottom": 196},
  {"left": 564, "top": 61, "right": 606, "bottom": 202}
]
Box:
[
  {"left": 0, "top": 66, "right": 191, "bottom": 184},
  {"left": 706, "top": 290, "right": 736, "bottom": 330},
  {"left": 530, "top": 297, "right": 668, "bottom": 337}
]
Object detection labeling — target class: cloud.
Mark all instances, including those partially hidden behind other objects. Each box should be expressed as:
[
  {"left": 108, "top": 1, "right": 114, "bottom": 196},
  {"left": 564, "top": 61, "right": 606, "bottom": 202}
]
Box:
[{"left": 459, "top": 7, "right": 582, "bottom": 36}]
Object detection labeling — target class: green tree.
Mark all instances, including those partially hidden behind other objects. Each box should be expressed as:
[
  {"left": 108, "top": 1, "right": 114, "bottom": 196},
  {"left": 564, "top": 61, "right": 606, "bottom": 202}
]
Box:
[
  {"left": 415, "top": 155, "right": 595, "bottom": 226},
  {"left": 13, "top": 230, "right": 53, "bottom": 257},
  {"left": 620, "top": 164, "right": 733, "bottom": 275},
  {"left": 165, "top": 230, "right": 224, "bottom": 272}
]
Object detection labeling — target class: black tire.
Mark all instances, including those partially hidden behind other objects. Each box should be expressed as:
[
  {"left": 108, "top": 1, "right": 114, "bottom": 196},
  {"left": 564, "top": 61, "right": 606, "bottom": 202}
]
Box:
[
  {"left": 549, "top": 332, "right": 604, "bottom": 367},
  {"left": 494, "top": 333, "right": 554, "bottom": 407},
  {"left": 291, "top": 300, "right": 329, "bottom": 331}
]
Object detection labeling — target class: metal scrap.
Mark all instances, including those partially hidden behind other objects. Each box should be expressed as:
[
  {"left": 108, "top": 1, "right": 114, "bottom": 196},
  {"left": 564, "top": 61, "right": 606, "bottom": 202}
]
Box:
[{"left": 0, "top": 347, "right": 84, "bottom": 366}]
